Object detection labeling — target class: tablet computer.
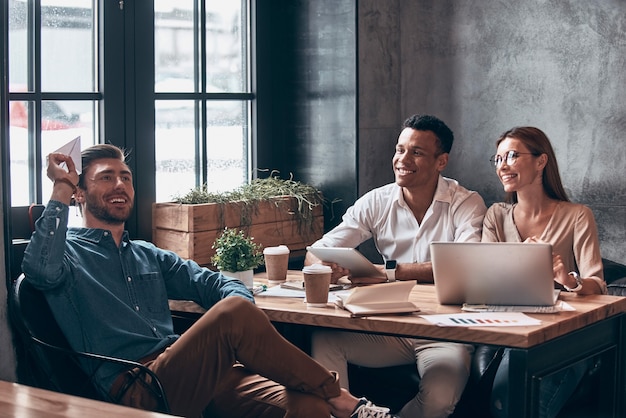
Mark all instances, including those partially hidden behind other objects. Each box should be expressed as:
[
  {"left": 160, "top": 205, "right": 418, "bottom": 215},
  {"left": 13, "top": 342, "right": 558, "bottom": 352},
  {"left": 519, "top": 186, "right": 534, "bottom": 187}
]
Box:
[{"left": 306, "top": 246, "right": 386, "bottom": 278}]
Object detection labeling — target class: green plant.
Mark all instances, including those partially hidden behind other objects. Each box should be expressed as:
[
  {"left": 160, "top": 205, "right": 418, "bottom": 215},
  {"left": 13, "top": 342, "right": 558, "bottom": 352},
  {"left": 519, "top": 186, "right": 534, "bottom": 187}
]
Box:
[
  {"left": 211, "top": 228, "right": 264, "bottom": 272},
  {"left": 172, "top": 170, "right": 329, "bottom": 233}
]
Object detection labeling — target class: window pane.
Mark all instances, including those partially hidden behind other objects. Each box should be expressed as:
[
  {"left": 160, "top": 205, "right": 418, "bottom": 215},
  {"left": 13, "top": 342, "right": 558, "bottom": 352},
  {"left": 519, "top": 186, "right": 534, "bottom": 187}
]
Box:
[
  {"left": 154, "top": 0, "right": 251, "bottom": 202},
  {"left": 39, "top": 101, "right": 97, "bottom": 201},
  {"left": 155, "top": 99, "right": 249, "bottom": 202},
  {"left": 155, "top": 0, "right": 196, "bottom": 92},
  {"left": 9, "top": 100, "right": 96, "bottom": 206},
  {"left": 205, "top": 1, "right": 247, "bottom": 92},
  {"left": 41, "top": 2, "right": 95, "bottom": 91},
  {"left": 155, "top": 99, "right": 198, "bottom": 202},
  {"left": 9, "top": 100, "right": 31, "bottom": 206},
  {"left": 206, "top": 101, "right": 248, "bottom": 191},
  {"left": 155, "top": 0, "right": 248, "bottom": 93},
  {"left": 8, "top": 0, "right": 29, "bottom": 88}
]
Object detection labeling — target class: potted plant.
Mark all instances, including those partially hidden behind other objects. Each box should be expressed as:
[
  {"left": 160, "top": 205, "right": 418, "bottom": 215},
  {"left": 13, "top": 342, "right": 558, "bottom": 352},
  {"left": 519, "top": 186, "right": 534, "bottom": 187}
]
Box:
[
  {"left": 211, "top": 227, "right": 264, "bottom": 288},
  {"left": 152, "top": 171, "right": 328, "bottom": 265}
]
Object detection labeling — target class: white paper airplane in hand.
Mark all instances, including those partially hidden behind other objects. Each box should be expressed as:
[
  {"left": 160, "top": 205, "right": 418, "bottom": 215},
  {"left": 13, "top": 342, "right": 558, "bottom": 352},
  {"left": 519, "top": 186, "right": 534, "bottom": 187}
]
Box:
[{"left": 53, "top": 136, "right": 82, "bottom": 174}]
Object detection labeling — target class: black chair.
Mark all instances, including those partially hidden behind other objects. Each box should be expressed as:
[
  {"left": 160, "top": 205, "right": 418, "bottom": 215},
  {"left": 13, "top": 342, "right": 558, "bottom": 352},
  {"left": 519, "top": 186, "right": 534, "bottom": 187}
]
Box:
[
  {"left": 9, "top": 274, "right": 171, "bottom": 413},
  {"left": 603, "top": 258, "right": 626, "bottom": 296}
]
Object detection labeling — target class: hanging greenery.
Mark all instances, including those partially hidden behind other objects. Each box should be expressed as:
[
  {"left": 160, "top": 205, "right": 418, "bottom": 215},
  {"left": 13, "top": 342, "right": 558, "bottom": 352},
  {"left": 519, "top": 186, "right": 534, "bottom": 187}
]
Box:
[{"left": 172, "top": 170, "right": 327, "bottom": 232}]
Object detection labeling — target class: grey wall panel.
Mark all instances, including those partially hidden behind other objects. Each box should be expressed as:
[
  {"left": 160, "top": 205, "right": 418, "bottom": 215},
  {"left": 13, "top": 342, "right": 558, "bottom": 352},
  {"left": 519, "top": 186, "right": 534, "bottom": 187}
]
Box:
[
  {"left": 357, "top": 0, "right": 402, "bottom": 196},
  {"left": 257, "top": 0, "right": 357, "bottom": 231}
]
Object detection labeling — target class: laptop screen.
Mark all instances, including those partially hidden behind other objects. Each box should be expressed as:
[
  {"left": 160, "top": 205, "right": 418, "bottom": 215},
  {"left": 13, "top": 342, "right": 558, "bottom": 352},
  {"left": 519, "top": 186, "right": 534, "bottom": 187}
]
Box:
[{"left": 430, "top": 242, "right": 555, "bottom": 306}]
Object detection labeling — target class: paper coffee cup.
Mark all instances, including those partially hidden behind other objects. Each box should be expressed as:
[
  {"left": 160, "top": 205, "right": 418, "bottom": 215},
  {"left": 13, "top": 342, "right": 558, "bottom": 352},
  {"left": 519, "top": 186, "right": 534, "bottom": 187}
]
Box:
[
  {"left": 302, "top": 264, "right": 332, "bottom": 307},
  {"left": 264, "top": 245, "right": 290, "bottom": 284}
]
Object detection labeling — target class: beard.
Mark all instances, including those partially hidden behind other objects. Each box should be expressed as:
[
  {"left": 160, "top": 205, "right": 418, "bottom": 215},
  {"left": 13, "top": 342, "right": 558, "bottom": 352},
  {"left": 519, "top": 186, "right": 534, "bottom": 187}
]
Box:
[{"left": 84, "top": 193, "right": 133, "bottom": 224}]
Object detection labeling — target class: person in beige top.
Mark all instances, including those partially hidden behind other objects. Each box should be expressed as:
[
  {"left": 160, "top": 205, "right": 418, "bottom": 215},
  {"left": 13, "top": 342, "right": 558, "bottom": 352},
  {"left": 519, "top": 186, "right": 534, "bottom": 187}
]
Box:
[
  {"left": 482, "top": 204, "right": 606, "bottom": 293},
  {"left": 483, "top": 126, "right": 607, "bottom": 418}
]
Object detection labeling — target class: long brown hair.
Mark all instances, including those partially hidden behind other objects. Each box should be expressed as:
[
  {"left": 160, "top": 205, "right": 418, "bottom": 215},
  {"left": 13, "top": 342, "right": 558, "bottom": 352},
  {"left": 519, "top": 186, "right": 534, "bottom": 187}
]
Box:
[{"left": 496, "top": 127, "right": 569, "bottom": 204}]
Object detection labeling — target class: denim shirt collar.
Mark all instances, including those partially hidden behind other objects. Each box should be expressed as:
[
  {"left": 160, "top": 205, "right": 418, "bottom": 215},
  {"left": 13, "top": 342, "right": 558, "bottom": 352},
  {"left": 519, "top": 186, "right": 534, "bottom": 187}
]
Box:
[{"left": 68, "top": 227, "right": 130, "bottom": 246}]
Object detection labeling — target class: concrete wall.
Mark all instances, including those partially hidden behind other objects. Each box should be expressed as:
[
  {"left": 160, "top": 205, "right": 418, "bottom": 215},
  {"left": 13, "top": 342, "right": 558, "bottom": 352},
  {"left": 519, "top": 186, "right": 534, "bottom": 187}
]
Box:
[
  {"left": 358, "top": 0, "right": 626, "bottom": 263},
  {"left": 256, "top": 0, "right": 358, "bottom": 231}
]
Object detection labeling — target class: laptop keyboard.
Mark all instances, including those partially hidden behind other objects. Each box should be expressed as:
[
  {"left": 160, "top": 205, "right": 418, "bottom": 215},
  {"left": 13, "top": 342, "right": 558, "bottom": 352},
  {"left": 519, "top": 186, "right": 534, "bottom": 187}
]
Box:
[
  {"left": 461, "top": 290, "right": 561, "bottom": 314},
  {"left": 462, "top": 304, "right": 560, "bottom": 313}
]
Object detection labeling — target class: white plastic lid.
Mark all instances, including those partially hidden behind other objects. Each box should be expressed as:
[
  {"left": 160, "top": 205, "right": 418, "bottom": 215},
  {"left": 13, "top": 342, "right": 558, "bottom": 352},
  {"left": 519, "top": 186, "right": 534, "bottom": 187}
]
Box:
[
  {"left": 263, "top": 245, "right": 290, "bottom": 255},
  {"left": 302, "top": 263, "right": 332, "bottom": 274}
]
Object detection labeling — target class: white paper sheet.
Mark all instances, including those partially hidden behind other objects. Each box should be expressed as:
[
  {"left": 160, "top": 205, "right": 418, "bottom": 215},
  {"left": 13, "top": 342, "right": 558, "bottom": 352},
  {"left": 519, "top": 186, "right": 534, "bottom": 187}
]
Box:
[
  {"left": 255, "top": 285, "right": 350, "bottom": 302},
  {"left": 53, "top": 136, "right": 82, "bottom": 173},
  {"left": 420, "top": 312, "right": 542, "bottom": 327}
]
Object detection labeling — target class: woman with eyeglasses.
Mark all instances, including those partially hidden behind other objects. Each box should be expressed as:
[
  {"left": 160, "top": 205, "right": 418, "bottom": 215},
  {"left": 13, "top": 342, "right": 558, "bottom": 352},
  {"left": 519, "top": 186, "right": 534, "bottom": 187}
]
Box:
[{"left": 483, "top": 126, "right": 606, "bottom": 418}]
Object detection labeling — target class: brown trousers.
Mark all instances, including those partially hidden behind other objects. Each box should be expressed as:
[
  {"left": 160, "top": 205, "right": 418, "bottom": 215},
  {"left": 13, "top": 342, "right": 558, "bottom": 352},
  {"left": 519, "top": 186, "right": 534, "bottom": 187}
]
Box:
[{"left": 111, "top": 297, "right": 340, "bottom": 417}]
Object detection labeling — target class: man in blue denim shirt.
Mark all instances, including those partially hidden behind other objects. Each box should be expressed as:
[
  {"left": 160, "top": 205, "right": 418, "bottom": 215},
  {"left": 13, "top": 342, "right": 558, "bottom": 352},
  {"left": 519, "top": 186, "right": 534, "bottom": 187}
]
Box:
[{"left": 21, "top": 144, "right": 397, "bottom": 418}]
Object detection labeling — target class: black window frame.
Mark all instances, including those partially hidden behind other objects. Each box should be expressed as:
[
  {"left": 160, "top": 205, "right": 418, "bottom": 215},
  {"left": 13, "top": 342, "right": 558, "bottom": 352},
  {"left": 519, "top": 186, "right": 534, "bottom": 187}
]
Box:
[{"left": 1, "top": 0, "right": 258, "bottom": 284}]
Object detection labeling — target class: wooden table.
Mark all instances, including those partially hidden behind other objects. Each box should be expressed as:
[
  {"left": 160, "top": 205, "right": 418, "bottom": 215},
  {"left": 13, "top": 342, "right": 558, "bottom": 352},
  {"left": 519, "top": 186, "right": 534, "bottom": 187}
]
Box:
[
  {"left": 0, "top": 380, "right": 174, "bottom": 417},
  {"left": 169, "top": 271, "right": 626, "bottom": 418}
]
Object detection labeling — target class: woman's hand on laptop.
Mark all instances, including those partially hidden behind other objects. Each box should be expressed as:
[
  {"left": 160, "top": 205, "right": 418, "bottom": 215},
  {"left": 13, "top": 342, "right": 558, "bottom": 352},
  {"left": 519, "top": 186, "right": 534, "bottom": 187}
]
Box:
[
  {"left": 525, "top": 237, "right": 570, "bottom": 288},
  {"left": 552, "top": 253, "right": 574, "bottom": 288}
]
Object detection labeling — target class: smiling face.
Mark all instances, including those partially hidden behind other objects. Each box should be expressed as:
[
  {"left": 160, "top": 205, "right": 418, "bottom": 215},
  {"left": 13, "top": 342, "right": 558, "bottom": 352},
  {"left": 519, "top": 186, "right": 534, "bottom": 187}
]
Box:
[
  {"left": 495, "top": 137, "right": 546, "bottom": 194},
  {"left": 393, "top": 128, "right": 448, "bottom": 192},
  {"left": 77, "top": 158, "right": 135, "bottom": 226}
]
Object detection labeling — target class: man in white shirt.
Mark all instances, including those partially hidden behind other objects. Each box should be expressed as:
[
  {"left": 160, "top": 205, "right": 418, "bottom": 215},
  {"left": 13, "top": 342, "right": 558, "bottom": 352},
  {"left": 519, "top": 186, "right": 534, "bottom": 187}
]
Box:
[{"left": 306, "top": 114, "right": 487, "bottom": 418}]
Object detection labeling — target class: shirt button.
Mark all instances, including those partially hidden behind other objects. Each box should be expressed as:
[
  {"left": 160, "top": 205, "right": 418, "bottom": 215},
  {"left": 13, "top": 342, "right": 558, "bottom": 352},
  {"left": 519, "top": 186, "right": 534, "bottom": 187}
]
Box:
[
  {"left": 49, "top": 231, "right": 55, "bottom": 235},
  {"left": 127, "top": 277, "right": 132, "bottom": 282},
  {"left": 104, "top": 231, "right": 109, "bottom": 236},
  {"left": 152, "top": 327, "right": 157, "bottom": 332},
  {"left": 135, "top": 305, "right": 140, "bottom": 311}
]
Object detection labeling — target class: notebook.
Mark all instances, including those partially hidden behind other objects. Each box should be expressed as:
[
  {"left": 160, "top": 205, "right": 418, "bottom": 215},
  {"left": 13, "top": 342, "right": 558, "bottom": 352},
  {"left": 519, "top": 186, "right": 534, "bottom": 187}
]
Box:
[
  {"left": 334, "top": 281, "right": 420, "bottom": 317},
  {"left": 430, "top": 242, "right": 557, "bottom": 307}
]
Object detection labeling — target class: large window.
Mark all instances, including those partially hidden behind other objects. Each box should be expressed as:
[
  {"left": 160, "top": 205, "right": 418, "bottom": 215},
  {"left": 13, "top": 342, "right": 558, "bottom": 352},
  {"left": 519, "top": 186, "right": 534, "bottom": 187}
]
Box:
[
  {"left": 5, "top": 0, "right": 253, "bottom": 207},
  {"left": 154, "top": 1, "right": 253, "bottom": 202},
  {"left": 7, "top": 0, "right": 99, "bottom": 206}
]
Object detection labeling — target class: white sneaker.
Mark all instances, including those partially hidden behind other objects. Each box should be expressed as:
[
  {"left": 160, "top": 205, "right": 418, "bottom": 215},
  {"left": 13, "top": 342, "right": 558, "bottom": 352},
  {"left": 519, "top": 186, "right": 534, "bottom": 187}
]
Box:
[{"left": 350, "top": 398, "right": 397, "bottom": 418}]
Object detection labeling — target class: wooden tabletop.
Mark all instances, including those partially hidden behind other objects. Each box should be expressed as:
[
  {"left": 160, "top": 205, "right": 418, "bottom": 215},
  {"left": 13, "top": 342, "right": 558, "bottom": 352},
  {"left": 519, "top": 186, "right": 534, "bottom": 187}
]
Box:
[
  {"left": 0, "top": 380, "right": 174, "bottom": 417},
  {"left": 169, "top": 270, "right": 626, "bottom": 349}
]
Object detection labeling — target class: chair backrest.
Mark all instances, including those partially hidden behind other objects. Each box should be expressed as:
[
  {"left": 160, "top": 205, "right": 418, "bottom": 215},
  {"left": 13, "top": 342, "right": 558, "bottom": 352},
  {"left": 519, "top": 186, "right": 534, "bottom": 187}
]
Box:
[
  {"left": 10, "top": 274, "right": 103, "bottom": 400},
  {"left": 10, "top": 274, "right": 171, "bottom": 413},
  {"left": 10, "top": 204, "right": 46, "bottom": 281}
]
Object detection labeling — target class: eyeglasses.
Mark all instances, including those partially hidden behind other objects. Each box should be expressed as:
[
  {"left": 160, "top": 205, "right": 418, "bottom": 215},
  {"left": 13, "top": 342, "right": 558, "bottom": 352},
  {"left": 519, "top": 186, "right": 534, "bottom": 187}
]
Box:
[{"left": 489, "top": 151, "right": 538, "bottom": 168}]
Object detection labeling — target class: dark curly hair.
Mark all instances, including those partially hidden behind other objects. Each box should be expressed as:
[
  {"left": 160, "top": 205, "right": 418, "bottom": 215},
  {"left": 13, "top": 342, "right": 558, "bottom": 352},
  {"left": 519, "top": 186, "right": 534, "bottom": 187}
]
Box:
[{"left": 402, "top": 114, "right": 454, "bottom": 155}]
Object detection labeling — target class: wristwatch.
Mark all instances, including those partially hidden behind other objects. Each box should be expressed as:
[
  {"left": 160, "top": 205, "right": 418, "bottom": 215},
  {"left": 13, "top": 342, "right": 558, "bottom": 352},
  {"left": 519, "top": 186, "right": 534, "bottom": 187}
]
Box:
[
  {"left": 385, "top": 260, "right": 397, "bottom": 282},
  {"left": 563, "top": 271, "right": 583, "bottom": 292}
]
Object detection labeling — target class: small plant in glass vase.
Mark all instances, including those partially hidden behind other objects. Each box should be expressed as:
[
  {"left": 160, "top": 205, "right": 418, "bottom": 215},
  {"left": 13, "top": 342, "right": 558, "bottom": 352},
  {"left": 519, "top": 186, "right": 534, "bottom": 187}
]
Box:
[{"left": 211, "top": 227, "right": 264, "bottom": 288}]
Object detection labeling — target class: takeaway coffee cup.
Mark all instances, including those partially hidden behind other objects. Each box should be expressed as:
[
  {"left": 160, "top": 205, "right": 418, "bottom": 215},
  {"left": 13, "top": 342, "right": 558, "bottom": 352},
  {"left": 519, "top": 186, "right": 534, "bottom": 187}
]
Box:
[
  {"left": 264, "top": 245, "right": 290, "bottom": 284},
  {"left": 302, "top": 264, "right": 332, "bottom": 307}
]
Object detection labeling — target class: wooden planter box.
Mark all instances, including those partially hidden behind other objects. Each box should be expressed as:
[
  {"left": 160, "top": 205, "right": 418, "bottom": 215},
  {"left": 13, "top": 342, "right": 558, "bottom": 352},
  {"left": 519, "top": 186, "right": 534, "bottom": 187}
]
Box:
[{"left": 152, "top": 197, "right": 324, "bottom": 266}]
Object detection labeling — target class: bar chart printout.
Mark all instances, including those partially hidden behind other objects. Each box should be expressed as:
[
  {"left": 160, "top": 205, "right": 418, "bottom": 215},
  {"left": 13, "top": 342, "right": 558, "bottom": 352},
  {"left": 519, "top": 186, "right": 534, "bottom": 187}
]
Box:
[{"left": 420, "top": 312, "right": 542, "bottom": 327}]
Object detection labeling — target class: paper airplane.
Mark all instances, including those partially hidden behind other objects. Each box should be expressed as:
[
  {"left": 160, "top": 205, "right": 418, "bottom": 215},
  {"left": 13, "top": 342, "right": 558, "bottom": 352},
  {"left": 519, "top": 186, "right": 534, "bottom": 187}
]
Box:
[{"left": 53, "top": 136, "right": 82, "bottom": 174}]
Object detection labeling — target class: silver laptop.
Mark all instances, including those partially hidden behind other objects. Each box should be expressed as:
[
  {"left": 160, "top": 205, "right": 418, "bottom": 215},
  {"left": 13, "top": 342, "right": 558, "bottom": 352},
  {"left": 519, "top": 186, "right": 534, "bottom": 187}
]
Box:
[{"left": 430, "top": 242, "right": 556, "bottom": 306}]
